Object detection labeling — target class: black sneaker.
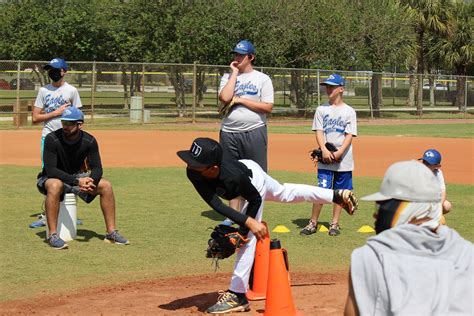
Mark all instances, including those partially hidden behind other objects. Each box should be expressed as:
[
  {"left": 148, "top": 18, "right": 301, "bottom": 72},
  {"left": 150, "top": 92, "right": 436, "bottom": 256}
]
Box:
[
  {"left": 206, "top": 291, "right": 250, "bottom": 314},
  {"left": 328, "top": 223, "right": 341, "bottom": 236},
  {"left": 300, "top": 220, "right": 317, "bottom": 236}
]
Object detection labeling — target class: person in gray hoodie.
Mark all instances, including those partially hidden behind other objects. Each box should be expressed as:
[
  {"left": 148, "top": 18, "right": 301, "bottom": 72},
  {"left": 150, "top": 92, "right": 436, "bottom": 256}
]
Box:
[{"left": 344, "top": 160, "right": 473, "bottom": 316}]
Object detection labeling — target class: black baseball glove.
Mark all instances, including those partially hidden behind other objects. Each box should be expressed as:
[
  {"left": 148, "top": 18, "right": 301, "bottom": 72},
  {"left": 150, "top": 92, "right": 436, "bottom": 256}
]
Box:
[
  {"left": 310, "top": 142, "right": 339, "bottom": 162},
  {"left": 206, "top": 224, "right": 248, "bottom": 260}
]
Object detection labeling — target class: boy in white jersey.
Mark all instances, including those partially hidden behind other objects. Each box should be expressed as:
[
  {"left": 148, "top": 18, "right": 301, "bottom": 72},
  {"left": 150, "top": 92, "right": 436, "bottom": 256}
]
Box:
[
  {"left": 419, "top": 149, "right": 452, "bottom": 223},
  {"left": 301, "top": 74, "right": 357, "bottom": 236},
  {"left": 30, "top": 58, "right": 82, "bottom": 228}
]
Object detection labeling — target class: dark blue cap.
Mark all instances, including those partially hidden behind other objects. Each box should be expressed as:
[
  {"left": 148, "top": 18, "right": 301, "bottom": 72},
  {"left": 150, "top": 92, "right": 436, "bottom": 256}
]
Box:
[
  {"left": 231, "top": 40, "right": 256, "bottom": 55},
  {"left": 43, "top": 58, "right": 68, "bottom": 71},
  {"left": 177, "top": 138, "right": 223, "bottom": 168},
  {"left": 419, "top": 149, "right": 442, "bottom": 165},
  {"left": 321, "top": 73, "right": 345, "bottom": 86}
]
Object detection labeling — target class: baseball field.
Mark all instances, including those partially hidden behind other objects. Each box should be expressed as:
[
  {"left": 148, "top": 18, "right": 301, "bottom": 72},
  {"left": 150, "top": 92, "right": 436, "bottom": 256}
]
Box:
[{"left": 0, "top": 119, "right": 473, "bottom": 314}]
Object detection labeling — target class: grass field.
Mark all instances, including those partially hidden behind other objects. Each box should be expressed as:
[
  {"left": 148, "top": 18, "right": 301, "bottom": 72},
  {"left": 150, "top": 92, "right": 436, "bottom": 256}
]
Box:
[{"left": 1, "top": 165, "right": 472, "bottom": 302}]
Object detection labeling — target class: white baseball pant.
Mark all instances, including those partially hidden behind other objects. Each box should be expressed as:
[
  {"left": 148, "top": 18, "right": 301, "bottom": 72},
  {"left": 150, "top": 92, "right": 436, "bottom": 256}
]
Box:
[{"left": 229, "top": 159, "right": 335, "bottom": 293}]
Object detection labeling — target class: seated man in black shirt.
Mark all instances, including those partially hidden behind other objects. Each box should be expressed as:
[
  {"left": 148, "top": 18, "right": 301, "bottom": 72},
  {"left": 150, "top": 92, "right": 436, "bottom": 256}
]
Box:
[
  {"left": 177, "top": 137, "right": 357, "bottom": 314},
  {"left": 37, "top": 107, "right": 129, "bottom": 249}
]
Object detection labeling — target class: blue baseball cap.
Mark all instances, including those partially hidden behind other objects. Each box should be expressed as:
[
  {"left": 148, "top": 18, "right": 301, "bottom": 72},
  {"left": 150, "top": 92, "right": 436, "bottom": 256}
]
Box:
[
  {"left": 321, "top": 73, "right": 345, "bottom": 86},
  {"left": 61, "top": 107, "right": 84, "bottom": 122},
  {"left": 43, "top": 58, "right": 68, "bottom": 71},
  {"left": 231, "top": 40, "right": 256, "bottom": 55},
  {"left": 419, "top": 149, "right": 442, "bottom": 165}
]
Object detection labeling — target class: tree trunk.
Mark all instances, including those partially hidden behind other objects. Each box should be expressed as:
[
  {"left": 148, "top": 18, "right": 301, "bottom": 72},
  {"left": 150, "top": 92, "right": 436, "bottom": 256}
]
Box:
[
  {"left": 371, "top": 73, "right": 383, "bottom": 118},
  {"left": 169, "top": 68, "right": 186, "bottom": 117},
  {"left": 121, "top": 67, "right": 129, "bottom": 110},
  {"left": 455, "top": 65, "right": 466, "bottom": 111},
  {"left": 289, "top": 70, "right": 308, "bottom": 116},
  {"left": 416, "top": 73, "right": 423, "bottom": 116},
  {"left": 196, "top": 70, "right": 205, "bottom": 107},
  {"left": 429, "top": 71, "right": 435, "bottom": 107}
]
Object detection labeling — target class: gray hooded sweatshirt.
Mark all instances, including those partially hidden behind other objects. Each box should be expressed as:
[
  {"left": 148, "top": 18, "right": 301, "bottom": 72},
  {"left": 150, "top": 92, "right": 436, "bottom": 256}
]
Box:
[{"left": 351, "top": 224, "right": 473, "bottom": 315}]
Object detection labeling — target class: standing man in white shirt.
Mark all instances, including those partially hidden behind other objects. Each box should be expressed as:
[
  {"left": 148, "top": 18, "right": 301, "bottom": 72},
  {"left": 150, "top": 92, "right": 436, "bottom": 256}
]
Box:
[{"left": 218, "top": 40, "right": 274, "bottom": 213}]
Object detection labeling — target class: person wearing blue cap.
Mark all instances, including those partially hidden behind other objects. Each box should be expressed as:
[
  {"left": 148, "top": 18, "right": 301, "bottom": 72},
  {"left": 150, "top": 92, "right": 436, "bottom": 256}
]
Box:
[
  {"left": 37, "top": 107, "right": 129, "bottom": 249},
  {"left": 30, "top": 58, "right": 83, "bottom": 228},
  {"left": 218, "top": 39, "right": 274, "bottom": 215},
  {"left": 419, "top": 149, "right": 452, "bottom": 223},
  {"left": 300, "top": 73, "right": 357, "bottom": 237}
]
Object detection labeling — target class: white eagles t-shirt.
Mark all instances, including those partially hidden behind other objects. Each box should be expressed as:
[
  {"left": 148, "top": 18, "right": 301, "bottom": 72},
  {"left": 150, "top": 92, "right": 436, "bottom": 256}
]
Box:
[
  {"left": 434, "top": 169, "right": 446, "bottom": 190},
  {"left": 312, "top": 102, "right": 357, "bottom": 172},
  {"left": 34, "top": 82, "right": 82, "bottom": 137},
  {"left": 219, "top": 70, "right": 274, "bottom": 132}
]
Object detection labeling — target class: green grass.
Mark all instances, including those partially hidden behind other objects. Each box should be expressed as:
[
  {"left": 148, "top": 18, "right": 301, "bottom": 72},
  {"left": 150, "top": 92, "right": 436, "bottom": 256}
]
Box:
[
  {"left": 268, "top": 122, "right": 474, "bottom": 138},
  {"left": 0, "top": 166, "right": 472, "bottom": 301}
]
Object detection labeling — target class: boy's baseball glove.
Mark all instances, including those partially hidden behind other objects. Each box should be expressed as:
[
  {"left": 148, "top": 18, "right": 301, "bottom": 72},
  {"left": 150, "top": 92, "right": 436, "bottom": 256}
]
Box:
[
  {"left": 206, "top": 224, "right": 248, "bottom": 260},
  {"left": 310, "top": 142, "right": 339, "bottom": 162}
]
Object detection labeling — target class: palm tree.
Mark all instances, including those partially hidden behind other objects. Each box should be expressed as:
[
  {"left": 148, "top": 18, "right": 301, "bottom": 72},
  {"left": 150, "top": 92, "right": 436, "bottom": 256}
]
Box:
[
  {"left": 401, "top": 0, "right": 450, "bottom": 115},
  {"left": 428, "top": 0, "right": 473, "bottom": 110}
]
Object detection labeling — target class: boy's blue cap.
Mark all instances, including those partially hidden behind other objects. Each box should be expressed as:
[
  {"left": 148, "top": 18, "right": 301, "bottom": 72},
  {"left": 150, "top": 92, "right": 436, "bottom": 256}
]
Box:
[
  {"left": 321, "top": 73, "right": 345, "bottom": 86},
  {"left": 231, "top": 40, "right": 256, "bottom": 55},
  {"left": 61, "top": 107, "right": 84, "bottom": 122},
  {"left": 43, "top": 58, "right": 68, "bottom": 71},
  {"left": 419, "top": 149, "right": 442, "bottom": 165}
]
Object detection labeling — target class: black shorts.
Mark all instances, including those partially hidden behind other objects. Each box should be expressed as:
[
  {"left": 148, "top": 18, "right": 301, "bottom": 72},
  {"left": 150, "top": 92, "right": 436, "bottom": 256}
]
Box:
[{"left": 36, "top": 173, "right": 97, "bottom": 204}]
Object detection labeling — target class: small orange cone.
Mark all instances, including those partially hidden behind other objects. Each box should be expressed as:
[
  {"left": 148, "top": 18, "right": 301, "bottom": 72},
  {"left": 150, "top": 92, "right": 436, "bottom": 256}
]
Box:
[
  {"left": 246, "top": 221, "right": 270, "bottom": 301},
  {"left": 261, "top": 239, "right": 303, "bottom": 316}
]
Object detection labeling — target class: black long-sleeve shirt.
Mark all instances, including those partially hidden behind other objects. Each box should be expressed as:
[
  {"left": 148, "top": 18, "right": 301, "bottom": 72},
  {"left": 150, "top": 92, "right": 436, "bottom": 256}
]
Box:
[
  {"left": 42, "top": 129, "right": 103, "bottom": 185},
  {"left": 187, "top": 160, "right": 262, "bottom": 232}
]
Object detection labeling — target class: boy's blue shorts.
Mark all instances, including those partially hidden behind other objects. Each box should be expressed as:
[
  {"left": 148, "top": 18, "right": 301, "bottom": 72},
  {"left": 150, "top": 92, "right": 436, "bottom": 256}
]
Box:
[{"left": 317, "top": 169, "right": 353, "bottom": 190}]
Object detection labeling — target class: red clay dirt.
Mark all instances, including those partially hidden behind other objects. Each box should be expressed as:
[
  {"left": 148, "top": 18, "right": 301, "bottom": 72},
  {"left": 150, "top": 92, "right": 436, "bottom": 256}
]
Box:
[
  {"left": 0, "top": 130, "right": 472, "bottom": 184},
  {"left": 0, "top": 128, "right": 472, "bottom": 315}
]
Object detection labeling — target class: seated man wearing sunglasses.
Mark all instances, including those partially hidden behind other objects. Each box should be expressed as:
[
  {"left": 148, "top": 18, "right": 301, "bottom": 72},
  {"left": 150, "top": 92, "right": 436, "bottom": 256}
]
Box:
[{"left": 37, "top": 107, "right": 129, "bottom": 249}]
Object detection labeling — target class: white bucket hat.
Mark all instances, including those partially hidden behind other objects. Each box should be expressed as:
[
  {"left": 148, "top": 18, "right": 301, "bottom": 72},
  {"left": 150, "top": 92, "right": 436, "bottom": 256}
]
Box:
[{"left": 362, "top": 160, "right": 442, "bottom": 203}]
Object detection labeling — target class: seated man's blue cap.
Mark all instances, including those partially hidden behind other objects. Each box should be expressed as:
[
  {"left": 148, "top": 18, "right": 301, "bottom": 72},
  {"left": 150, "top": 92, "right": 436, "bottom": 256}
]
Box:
[
  {"left": 418, "top": 149, "right": 441, "bottom": 165},
  {"left": 321, "top": 73, "right": 345, "bottom": 86},
  {"left": 61, "top": 107, "right": 84, "bottom": 122},
  {"left": 231, "top": 40, "right": 256, "bottom": 55},
  {"left": 43, "top": 58, "right": 68, "bottom": 71}
]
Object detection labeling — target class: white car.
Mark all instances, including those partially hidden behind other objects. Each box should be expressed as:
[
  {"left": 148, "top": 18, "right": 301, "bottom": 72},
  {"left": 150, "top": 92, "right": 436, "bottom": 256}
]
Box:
[{"left": 423, "top": 83, "right": 448, "bottom": 91}]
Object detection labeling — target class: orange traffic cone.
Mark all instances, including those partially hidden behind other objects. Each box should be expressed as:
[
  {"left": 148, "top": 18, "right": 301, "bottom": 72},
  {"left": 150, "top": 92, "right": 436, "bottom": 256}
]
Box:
[
  {"left": 261, "top": 239, "right": 303, "bottom": 316},
  {"left": 246, "top": 221, "right": 270, "bottom": 301}
]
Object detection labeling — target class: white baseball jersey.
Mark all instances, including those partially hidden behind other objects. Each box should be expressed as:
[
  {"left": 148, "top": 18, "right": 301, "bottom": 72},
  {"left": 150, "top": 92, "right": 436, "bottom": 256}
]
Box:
[
  {"left": 312, "top": 102, "right": 357, "bottom": 172},
  {"left": 219, "top": 70, "right": 274, "bottom": 132},
  {"left": 434, "top": 169, "right": 446, "bottom": 190},
  {"left": 34, "top": 82, "right": 82, "bottom": 137}
]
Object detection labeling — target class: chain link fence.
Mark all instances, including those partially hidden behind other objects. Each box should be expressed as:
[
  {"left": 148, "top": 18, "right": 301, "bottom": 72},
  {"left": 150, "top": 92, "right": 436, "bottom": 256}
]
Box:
[{"left": 0, "top": 60, "right": 472, "bottom": 127}]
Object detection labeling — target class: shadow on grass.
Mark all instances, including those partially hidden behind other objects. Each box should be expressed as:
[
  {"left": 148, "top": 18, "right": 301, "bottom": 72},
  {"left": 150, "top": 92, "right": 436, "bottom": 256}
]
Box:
[
  {"left": 292, "top": 218, "right": 330, "bottom": 229},
  {"left": 200, "top": 209, "right": 225, "bottom": 222},
  {"left": 159, "top": 291, "right": 217, "bottom": 313},
  {"left": 35, "top": 229, "right": 104, "bottom": 243}
]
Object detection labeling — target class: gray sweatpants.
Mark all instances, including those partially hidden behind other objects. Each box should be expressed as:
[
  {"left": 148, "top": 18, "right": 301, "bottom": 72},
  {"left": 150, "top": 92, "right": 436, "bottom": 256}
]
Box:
[{"left": 219, "top": 125, "right": 268, "bottom": 171}]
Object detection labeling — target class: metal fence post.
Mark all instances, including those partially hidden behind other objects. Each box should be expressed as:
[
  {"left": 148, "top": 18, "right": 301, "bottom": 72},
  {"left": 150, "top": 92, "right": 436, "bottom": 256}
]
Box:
[
  {"left": 14, "top": 61, "right": 21, "bottom": 128},
  {"left": 464, "top": 76, "right": 468, "bottom": 115},
  {"left": 368, "top": 72, "right": 373, "bottom": 119},
  {"left": 317, "top": 69, "right": 321, "bottom": 107},
  {"left": 142, "top": 63, "right": 145, "bottom": 125},
  {"left": 192, "top": 61, "right": 197, "bottom": 123},
  {"left": 91, "top": 61, "right": 96, "bottom": 123}
]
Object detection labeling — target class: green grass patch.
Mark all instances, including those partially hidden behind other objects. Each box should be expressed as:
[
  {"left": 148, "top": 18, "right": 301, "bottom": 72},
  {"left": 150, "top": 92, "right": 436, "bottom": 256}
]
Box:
[
  {"left": 268, "top": 122, "right": 474, "bottom": 138},
  {"left": 1, "top": 166, "right": 472, "bottom": 301}
]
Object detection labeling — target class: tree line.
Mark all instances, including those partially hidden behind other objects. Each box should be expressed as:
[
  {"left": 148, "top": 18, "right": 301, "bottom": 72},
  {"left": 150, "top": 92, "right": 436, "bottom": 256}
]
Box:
[{"left": 0, "top": 0, "right": 472, "bottom": 113}]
